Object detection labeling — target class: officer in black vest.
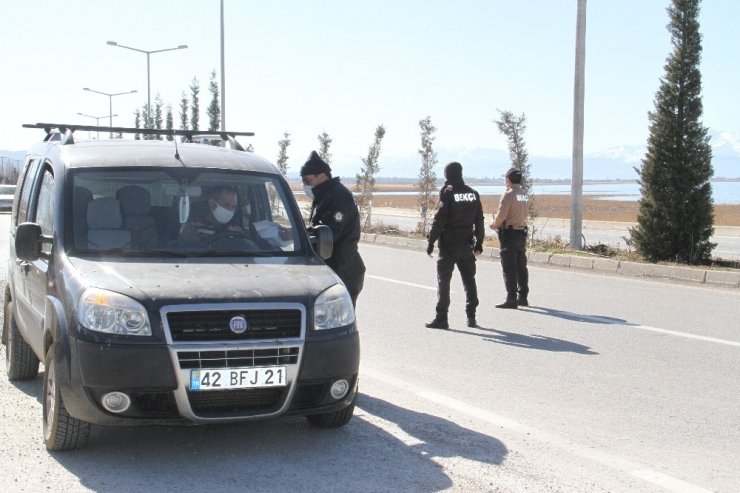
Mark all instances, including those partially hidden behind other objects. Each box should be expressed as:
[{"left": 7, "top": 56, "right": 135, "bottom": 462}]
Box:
[
  {"left": 301, "top": 151, "right": 366, "bottom": 307},
  {"left": 425, "top": 162, "right": 485, "bottom": 329}
]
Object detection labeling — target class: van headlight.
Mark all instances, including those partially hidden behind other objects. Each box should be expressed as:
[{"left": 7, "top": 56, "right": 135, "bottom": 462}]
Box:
[
  {"left": 313, "top": 284, "right": 355, "bottom": 330},
  {"left": 79, "top": 288, "right": 152, "bottom": 336}
]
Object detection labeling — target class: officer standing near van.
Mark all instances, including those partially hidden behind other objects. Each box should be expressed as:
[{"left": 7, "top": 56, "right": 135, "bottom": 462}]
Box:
[
  {"left": 425, "top": 162, "right": 485, "bottom": 329},
  {"left": 301, "top": 151, "right": 366, "bottom": 307},
  {"left": 490, "top": 167, "right": 530, "bottom": 308}
]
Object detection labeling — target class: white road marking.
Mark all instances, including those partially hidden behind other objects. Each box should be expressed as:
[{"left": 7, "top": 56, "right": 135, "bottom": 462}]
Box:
[
  {"left": 367, "top": 274, "right": 438, "bottom": 291},
  {"left": 362, "top": 369, "right": 713, "bottom": 493},
  {"left": 370, "top": 275, "right": 740, "bottom": 348}
]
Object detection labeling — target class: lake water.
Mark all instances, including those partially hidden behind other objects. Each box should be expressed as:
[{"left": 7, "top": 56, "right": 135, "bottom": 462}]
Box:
[{"left": 374, "top": 181, "right": 740, "bottom": 204}]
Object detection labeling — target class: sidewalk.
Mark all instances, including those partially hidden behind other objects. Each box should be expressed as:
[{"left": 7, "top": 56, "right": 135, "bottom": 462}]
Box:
[{"left": 360, "top": 233, "right": 740, "bottom": 290}]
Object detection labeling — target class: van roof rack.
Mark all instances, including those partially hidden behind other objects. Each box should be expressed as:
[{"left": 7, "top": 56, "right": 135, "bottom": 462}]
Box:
[{"left": 22, "top": 123, "right": 255, "bottom": 151}]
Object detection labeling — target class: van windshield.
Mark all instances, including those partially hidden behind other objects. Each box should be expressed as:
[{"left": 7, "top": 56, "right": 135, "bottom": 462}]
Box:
[{"left": 70, "top": 169, "right": 303, "bottom": 257}]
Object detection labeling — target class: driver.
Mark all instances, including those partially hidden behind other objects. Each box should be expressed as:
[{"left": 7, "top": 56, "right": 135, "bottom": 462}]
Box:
[{"left": 179, "top": 186, "right": 243, "bottom": 243}]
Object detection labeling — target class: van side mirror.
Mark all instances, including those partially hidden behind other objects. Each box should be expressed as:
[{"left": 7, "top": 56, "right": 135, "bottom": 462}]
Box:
[
  {"left": 308, "top": 225, "right": 333, "bottom": 260},
  {"left": 15, "top": 222, "right": 45, "bottom": 261}
]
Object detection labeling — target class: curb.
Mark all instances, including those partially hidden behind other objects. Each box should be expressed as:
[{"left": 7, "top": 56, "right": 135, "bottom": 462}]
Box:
[{"left": 361, "top": 233, "right": 740, "bottom": 289}]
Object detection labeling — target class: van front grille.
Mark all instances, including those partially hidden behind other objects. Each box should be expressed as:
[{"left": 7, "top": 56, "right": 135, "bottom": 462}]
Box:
[
  {"left": 166, "top": 309, "right": 302, "bottom": 341},
  {"left": 177, "top": 347, "right": 300, "bottom": 369}
]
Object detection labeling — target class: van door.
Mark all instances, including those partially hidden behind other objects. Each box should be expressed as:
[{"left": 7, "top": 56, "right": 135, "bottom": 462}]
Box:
[{"left": 11, "top": 158, "right": 43, "bottom": 354}]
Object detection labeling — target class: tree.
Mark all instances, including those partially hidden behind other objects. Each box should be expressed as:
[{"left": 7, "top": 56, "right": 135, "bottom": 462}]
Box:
[
  {"left": 494, "top": 110, "right": 532, "bottom": 194},
  {"left": 154, "top": 94, "right": 164, "bottom": 139},
  {"left": 494, "top": 109, "right": 536, "bottom": 220},
  {"left": 134, "top": 109, "right": 141, "bottom": 140},
  {"left": 317, "top": 131, "right": 333, "bottom": 164},
  {"left": 179, "top": 92, "right": 189, "bottom": 130},
  {"left": 189, "top": 77, "right": 200, "bottom": 131},
  {"left": 165, "top": 105, "right": 174, "bottom": 141},
  {"left": 246, "top": 143, "right": 254, "bottom": 152},
  {"left": 416, "top": 116, "right": 438, "bottom": 236},
  {"left": 355, "top": 125, "right": 386, "bottom": 232},
  {"left": 140, "top": 104, "right": 153, "bottom": 140},
  {"left": 276, "top": 132, "right": 291, "bottom": 176},
  {"left": 207, "top": 70, "right": 221, "bottom": 131},
  {"left": 630, "top": 0, "right": 714, "bottom": 264}
]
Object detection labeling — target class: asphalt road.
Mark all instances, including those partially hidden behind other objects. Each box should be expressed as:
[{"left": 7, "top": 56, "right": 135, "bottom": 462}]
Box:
[{"left": 1, "top": 215, "right": 739, "bottom": 492}]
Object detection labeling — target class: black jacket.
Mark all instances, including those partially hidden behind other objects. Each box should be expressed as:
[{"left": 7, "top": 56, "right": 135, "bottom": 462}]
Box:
[
  {"left": 428, "top": 177, "right": 485, "bottom": 251},
  {"left": 309, "top": 177, "right": 366, "bottom": 277}
]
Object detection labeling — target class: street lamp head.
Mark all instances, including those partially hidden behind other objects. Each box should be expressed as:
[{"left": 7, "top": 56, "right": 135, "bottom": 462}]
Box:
[
  {"left": 107, "top": 41, "right": 118, "bottom": 46},
  {"left": 83, "top": 87, "right": 90, "bottom": 91},
  {"left": 178, "top": 45, "right": 188, "bottom": 49}
]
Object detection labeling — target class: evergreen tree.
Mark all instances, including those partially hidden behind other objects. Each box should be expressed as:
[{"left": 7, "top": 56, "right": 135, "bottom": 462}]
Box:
[
  {"left": 154, "top": 94, "right": 164, "bottom": 140},
  {"left": 416, "top": 116, "right": 438, "bottom": 236},
  {"left": 317, "top": 131, "right": 333, "bottom": 164},
  {"left": 179, "top": 92, "right": 189, "bottom": 130},
  {"left": 207, "top": 70, "right": 221, "bottom": 131},
  {"left": 134, "top": 109, "right": 141, "bottom": 140},
  {"left": 494, "top": 109, "right": 536, "bottom": 219},
  {"left": 276, "top": 132, "right": 291, "bottom": 176},
  {"left": 165, "top": 105, "right": 174, "bottom": 141},
  {"left": 246, "top": 143, "right": 254, "bottom": 152},
  {"left": 355, "top": 125, "right": 386, "bottom": 232},
  {"left": 630, "top": 0, "right": 714, "bottom": 264},
  {"left": 189, "top": 77, "right": 200, "bottom": 131},
  {"left": 141, "top": 104, "right": 153, "bottom": 140}
]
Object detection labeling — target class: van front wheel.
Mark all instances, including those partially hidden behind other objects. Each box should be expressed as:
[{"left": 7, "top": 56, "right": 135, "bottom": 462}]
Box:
[{"left": 43, "top": 345, "right": 90, "bottom": 451}]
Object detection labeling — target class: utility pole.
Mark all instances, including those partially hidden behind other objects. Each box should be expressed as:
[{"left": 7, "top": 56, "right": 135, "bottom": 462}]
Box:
[
  {"left": 220, "top": 0, "right": 226, "bottom": 131},
  {"left": 570, "top": 0, "right": 587, "bottom": 250}
]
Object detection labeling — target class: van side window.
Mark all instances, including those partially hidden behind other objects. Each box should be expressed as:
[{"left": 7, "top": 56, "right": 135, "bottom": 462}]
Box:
[
  {"left": 35, "top": 170, "right": 55, "bottom": 255},
  {"left": 15, "top": 158, "right": 42, "bottom": 225}
]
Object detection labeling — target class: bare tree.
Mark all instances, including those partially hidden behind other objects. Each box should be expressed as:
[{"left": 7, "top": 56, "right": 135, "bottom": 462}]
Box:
[
  {"left": 416, "top": 116, "right": 438, "bottom": 236},
  {"left": 276, "top": 132, "right": 291, "bottom": 176},
  {"left": 317, "top": 131, "right": 333, "bottom": 164},
  {"left": 355, "top": 125, "right": 386, "bottom": 232}
]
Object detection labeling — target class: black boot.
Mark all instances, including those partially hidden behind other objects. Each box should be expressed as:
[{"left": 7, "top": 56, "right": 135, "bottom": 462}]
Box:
[
  {"left": 517, "top": 297, "right": 528, "bottom": 307},
  {"left": 467, "top": 317, "right": 477, "bottom": 328},
  {"left": 425, "top": 318, "right": 449, "bottom": 329},
  {"left": 495, "top": 300, "right": 518, "bottom": 309}
]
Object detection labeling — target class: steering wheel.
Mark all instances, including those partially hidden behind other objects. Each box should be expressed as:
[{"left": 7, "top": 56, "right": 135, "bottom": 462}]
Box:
[{"left": 207, "top": 230, "right": 256, "bottom": 249}]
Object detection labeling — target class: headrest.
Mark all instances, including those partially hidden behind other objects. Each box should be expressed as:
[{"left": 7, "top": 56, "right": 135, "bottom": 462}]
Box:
[
  {"left": 116, "top": 185, "right": 152, "bottom": 215},
  {"left": 87, "top": 198, "right": 123, "bottom": 229}
]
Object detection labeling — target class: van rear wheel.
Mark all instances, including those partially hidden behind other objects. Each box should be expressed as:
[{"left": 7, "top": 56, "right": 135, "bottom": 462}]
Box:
[
  {"left": 43, "top": 344, "right": 90, "bottom": 451},
  {"left": 4, "top": 303, "right": 40, "bottom": 380}
]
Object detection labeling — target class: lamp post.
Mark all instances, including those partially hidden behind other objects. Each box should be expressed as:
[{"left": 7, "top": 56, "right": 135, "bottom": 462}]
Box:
[
  {"left": 106, "top": 40, "right": 188, "bottom": 128},
  {"left": 77, "top": 112, "right": 118, "bottom": 139},
  {"left": 82, "top": 88, "right": 137, "bottom": 138}
]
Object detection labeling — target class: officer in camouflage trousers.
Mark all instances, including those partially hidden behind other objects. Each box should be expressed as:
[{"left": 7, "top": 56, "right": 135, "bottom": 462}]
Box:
[
  {"left": 425, "top": 162, "right": 485, "bottom": 329},
  {"left": 490, "top": 167, "right": 530, "bottom": 308}
]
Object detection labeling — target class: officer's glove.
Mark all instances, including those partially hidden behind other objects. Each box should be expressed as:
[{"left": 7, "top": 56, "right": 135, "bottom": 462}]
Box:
[{"left": 426, "top": 242, "right": 434, "bottom": 255}]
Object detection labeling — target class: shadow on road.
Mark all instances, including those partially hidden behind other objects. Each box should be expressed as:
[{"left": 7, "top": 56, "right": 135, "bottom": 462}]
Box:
[
  {"left": 34, "top": 392, "right": 508, "bottom": 492},
  {"left": 517, "top": 305, "right": 633, "bottom": 326}
]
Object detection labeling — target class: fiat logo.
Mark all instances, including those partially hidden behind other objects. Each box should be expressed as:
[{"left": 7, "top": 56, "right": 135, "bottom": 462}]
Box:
[{"left": 229, "top": 316, "right": 248, "bottom": 334}]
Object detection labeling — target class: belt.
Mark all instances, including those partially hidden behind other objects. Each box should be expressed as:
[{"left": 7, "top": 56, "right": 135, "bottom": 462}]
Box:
[{"left": 505, "top": 226, "right": 526, "bottom": 230}]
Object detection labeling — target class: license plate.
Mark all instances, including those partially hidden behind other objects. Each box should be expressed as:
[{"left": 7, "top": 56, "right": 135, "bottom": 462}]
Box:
[{"left": 190, "top": 366, "right": 287, "bottom": 391}]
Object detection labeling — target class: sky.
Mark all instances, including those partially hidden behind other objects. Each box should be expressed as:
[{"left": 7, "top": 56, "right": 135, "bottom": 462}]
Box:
[{"left": 2, "top": 1, "right": 739, "bottom": 177}]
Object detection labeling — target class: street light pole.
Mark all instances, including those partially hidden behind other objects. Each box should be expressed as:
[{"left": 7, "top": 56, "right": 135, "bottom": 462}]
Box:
[
  {"left": 106, "top": 41, "right": 188, "bottom": 128},
  {"left": 83, "top": 88, "right": 137, "bottom": 138},
  {"left": 77, "top": 112, "right": 118, "bottom": 139}
]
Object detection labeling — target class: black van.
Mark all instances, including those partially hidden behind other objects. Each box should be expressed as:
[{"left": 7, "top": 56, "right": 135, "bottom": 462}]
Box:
[{"left": 2, "top": 124, "right": 360, "bottom": 450}]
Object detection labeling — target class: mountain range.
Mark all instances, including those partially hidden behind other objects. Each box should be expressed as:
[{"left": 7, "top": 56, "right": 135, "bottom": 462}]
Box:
[{"left": 2, "top": 131, "right": 738, "bottom": 181}]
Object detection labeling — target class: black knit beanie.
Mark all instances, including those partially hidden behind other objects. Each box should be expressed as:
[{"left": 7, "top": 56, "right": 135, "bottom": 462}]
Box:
[
  {"left": 300, "top": 151, "right": 332, "bottom": 176},
  {"left": 444, "top": 161, "right": 463, "bottom": 180},
  {"left": 506, "top": 167, "right": 522, "bottom": 184}
]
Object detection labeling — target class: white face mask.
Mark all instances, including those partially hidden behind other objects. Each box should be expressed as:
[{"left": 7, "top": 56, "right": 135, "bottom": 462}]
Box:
[
  {"left": 212, "top": 203, "right": 235, "bottom": 224},
  {"left": 303, "top": 185, "right": 315, "bottom": 200}
]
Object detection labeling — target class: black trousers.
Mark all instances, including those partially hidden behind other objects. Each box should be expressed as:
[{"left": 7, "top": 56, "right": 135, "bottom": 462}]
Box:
[
  {"left": 499, "top": 230, "right": 529, "bottom": 301},
  {"left": 436, "top": 245, "right": 478, "bottom": 319}
]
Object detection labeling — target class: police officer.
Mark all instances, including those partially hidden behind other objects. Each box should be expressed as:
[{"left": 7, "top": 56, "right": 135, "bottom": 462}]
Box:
[
  {"left": 425, "top": 162, "right": 485, "bottom": 329},
  {"left": 490, "top": 167, "right": 530, "bottom": 308},
  {"left": 301, "top": 150, "right": 366, "bottom": 307}
]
